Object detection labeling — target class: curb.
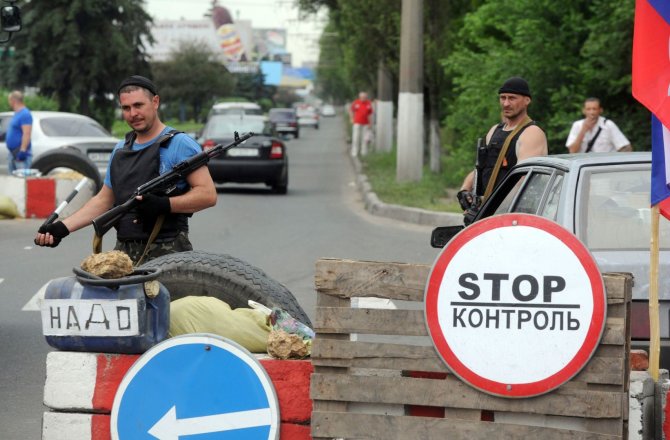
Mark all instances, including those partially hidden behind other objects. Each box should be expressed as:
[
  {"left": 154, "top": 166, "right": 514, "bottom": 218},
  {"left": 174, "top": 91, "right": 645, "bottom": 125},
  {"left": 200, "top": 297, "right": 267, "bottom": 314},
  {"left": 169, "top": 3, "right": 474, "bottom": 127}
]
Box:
[{"left": 349, "top": 154, "right": 463, "bottom": 227}]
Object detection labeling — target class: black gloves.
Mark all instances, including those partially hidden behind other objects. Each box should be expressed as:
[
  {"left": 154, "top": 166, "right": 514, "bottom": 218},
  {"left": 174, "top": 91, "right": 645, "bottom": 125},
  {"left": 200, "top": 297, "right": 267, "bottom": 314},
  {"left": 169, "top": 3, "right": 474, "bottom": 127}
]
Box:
[
  {"left": 37, "top": 221, "right": 70, "bottom": 247},
  {"left": 137, "top": 194, "right": 171, "bottom": 218},
  {"left": 457, "top": 190, "right": 475, "bottom": 211}
]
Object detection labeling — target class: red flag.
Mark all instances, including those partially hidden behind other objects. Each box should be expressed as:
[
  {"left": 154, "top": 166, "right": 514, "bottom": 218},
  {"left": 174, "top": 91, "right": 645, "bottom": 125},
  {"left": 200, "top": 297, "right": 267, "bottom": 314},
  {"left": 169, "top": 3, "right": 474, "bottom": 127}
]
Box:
[{"left": 632, "top": 0, "right": 670, "bottom": 129}]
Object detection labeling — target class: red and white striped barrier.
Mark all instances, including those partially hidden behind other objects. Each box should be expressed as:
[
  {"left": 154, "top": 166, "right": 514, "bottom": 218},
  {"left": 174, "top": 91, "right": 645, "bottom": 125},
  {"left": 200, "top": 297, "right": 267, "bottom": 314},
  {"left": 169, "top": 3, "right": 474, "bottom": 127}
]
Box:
[
  {"left": 43, "top": 351, "right": 313, "bottom": 440},
  {"left": 0, "top": 175, "right": 95, "bottom": 219}
]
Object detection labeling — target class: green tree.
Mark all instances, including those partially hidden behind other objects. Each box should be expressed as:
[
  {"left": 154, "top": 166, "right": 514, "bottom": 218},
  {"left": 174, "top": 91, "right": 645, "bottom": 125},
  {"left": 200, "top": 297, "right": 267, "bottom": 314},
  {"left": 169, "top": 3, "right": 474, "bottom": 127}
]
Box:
[
  {"left": 443, "top": 0, "right": 647, "bottom": 178},
  {"left": 152, "top": 41, "right": 235, "bottom": 122},
  {"left": 576, "top": 0, "right": 649, "bottom": 150},
  {"left": 444, "top": 0, "right": 593, "bottom": 170},
  {"left": 315, "top": 20, "right": 354, "bottom": 104},
  {"left": 5, "top": 0, "right": 154, "bottom": 128},
  {"left": 306, "top": 0, "right": 401, "bottom": 99}
]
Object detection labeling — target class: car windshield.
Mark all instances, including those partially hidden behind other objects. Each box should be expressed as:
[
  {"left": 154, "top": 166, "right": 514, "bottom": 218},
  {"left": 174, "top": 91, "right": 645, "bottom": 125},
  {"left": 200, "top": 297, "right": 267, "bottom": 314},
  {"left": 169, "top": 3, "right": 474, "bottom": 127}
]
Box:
[
  {"left": 205, "top": 117, "right": 268, "bottom": 138},
  {"left": 582, "top": 169, "right": 670, "bottom": 250},
  {"left": 269, "top": 110, "right": 295, "bottom": 121},
  {"left": 297, "top": 108, "right": 316, "bottom": 116},
  {"left": 40, "top": 116, "right": 111, "bottom": 137},
  {"left": 212, "top": 108, "right": 263, "bottom": 116}
]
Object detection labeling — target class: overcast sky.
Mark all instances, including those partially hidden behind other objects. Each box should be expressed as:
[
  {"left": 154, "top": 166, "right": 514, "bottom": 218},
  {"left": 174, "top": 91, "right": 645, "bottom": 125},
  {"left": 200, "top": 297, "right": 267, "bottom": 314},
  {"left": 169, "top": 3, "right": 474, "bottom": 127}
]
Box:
[{"left": 143, "top": 0, "right": 326, "bottom": 66}]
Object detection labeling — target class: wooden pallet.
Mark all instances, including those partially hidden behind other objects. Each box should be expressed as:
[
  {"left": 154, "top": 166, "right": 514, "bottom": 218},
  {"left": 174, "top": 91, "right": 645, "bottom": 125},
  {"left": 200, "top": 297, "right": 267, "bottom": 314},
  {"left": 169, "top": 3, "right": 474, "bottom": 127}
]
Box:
[{"left": 310, "top": 258, "right": 632, "bottom": 440}]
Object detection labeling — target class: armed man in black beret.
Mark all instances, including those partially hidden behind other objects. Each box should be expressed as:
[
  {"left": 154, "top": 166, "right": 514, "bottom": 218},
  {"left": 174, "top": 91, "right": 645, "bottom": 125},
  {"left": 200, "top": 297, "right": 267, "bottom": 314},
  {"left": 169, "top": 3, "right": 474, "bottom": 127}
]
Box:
[
  {"left": 35, "top": 75, "right": 217, "bottom": 264},
  {"left": 457, "top": 77, "right": 548, "bottom": 224}
]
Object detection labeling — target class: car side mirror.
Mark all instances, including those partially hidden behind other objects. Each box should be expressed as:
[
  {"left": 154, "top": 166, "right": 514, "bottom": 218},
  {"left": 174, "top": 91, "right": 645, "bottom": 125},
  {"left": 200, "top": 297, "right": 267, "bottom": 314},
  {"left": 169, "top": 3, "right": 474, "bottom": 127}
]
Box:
[
  {"left": 0, "top": 2, "right": 21, "bottom": 43},
  {"left": 430, "top": 225, "right": 464, "bottom": 248}
]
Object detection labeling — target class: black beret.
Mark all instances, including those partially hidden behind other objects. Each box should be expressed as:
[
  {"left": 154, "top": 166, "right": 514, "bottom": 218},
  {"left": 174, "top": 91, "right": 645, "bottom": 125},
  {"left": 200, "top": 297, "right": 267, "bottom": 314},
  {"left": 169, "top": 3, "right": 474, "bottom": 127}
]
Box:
[
  {"left": 498, "top": 77, "right": 531, "bottom": 98},
  {"left": 117, "top": 75, "right": 158, "bottom": 96}
]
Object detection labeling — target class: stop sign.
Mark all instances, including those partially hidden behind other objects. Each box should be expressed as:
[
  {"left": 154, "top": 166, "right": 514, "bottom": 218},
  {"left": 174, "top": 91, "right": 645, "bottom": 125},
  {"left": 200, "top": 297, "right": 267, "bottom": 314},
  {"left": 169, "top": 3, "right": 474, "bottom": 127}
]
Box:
[{"left": 424, "top": 214, "right": 606, "bottom": 398}]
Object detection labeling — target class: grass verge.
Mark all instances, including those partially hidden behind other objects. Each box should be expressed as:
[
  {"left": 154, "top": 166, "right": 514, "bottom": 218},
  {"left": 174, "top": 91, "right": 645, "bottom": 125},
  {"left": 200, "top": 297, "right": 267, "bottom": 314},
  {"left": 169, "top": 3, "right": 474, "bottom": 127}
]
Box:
[{"left": 359, "top": 149, "right": 462, "bottom": 213}]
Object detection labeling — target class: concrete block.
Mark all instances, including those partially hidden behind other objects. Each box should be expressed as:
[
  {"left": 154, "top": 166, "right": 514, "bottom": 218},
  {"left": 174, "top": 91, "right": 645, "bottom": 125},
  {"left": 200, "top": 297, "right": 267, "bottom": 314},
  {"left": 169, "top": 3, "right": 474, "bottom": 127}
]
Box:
[
  {"left": 630, "top": 370, "right": 655, "bottom": 440},
  {"left": 43, "top": 351, "right": 314, "bottom": 439}
]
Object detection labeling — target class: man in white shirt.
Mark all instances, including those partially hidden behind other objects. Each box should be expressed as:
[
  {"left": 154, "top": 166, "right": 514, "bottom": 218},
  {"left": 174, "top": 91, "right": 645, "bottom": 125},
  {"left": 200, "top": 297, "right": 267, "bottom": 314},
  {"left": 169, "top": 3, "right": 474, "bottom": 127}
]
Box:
[{"left": 566, "top": 97, "right": 631, "bottom": 153}]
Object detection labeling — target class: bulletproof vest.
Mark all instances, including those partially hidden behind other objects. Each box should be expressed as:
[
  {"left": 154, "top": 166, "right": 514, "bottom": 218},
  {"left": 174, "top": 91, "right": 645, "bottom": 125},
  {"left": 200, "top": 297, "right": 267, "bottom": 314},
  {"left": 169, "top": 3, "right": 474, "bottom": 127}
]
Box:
[
  {"left": 476, "top": 122, "right": 536, "bottom": 197},
  {"left": 110, "top": 129, "right": 189, "bottom": 241}
]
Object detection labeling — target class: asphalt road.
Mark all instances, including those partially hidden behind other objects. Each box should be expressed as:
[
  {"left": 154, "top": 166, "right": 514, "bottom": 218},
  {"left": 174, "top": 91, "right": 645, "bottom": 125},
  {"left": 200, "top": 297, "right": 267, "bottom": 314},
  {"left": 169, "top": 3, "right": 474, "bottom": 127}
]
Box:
[{"left": 0, "top": 114, "right": 440, "bottom": 439}]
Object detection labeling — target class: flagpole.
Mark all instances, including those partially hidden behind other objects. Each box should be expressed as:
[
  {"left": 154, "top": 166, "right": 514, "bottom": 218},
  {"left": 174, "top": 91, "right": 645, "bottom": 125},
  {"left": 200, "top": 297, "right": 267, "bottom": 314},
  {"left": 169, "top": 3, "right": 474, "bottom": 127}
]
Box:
[{"left": 650, "top": 204, "right": 661, "bottom": 380}]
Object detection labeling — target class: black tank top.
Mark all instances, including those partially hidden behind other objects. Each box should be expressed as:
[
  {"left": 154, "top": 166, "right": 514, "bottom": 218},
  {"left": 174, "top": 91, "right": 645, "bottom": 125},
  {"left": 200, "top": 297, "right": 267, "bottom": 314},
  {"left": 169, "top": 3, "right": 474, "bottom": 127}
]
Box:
[{"left": 477, "top": 122, "right": 536, "bottom": 197}]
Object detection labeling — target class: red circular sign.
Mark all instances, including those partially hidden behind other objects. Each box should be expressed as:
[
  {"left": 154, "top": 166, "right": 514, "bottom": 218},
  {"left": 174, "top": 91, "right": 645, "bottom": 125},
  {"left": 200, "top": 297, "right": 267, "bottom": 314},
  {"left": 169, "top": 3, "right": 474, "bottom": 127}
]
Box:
[{"left": 424, "top": 214, "right": 606, "bottom": 398}]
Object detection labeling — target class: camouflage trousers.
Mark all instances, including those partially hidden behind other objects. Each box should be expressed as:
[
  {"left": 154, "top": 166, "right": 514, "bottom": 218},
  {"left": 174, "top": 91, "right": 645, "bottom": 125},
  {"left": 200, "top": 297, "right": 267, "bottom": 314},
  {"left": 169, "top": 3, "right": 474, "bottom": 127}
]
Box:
[{"left": 114, "top": 231, "right": 193, "bottom": 266}]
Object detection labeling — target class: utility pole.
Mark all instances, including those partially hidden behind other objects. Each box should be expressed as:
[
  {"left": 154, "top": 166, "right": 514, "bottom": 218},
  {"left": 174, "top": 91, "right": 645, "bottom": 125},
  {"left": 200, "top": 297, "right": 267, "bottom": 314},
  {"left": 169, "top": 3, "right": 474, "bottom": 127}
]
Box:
[
  {"left": 376, "top": 60, "right": 394, "bottom": 153},
  {"left": 396, "top": 0, "right": 424, "bottom": 182}
]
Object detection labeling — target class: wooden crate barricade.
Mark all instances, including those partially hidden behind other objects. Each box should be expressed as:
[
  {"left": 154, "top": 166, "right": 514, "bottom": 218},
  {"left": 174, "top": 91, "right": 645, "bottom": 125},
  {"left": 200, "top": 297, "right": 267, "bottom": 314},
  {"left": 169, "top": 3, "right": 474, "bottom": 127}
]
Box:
[{"left": 310, "top": 258, "right": 632, "bottom": 440}]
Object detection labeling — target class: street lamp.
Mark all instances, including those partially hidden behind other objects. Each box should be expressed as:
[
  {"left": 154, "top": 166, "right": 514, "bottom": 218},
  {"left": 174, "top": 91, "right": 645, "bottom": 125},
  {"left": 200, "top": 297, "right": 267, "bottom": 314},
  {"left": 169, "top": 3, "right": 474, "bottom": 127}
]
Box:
[{"left": 0, "top": 0, "right": 21, "bottom": 44}]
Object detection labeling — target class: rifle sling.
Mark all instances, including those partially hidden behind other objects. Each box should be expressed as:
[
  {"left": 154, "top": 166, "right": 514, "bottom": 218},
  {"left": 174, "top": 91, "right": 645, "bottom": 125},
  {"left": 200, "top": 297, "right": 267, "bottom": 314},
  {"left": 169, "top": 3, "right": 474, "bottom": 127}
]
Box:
[
  {"left": 91, "top": 214, "right": 165, "bottom": 266},
  {"left": 482, "top": 116, "right": 532, "bottom": 202},
  {"left": 135, "top": 215, "right": 165, "bottom": 267}
]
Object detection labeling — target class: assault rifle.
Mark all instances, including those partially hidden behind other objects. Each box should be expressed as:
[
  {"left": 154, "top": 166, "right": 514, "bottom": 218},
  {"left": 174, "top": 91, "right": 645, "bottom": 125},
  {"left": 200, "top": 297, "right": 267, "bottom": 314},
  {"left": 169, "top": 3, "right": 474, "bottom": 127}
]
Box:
[{"left": 91, "top": 131, "right": 255, "bottom": 237}]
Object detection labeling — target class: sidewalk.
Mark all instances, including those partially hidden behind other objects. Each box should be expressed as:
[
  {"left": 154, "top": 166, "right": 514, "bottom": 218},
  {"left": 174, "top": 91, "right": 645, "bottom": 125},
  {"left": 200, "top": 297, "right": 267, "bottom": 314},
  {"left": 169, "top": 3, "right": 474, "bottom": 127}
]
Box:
[{"left": 348, "top": 153, "right": 464, "bottom": 227}]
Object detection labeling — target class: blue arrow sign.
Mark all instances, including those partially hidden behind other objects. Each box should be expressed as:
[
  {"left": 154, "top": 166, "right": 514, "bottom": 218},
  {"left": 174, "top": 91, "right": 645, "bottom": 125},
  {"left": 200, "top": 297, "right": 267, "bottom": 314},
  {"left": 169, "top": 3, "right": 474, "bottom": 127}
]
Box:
[{"left": 111, "top": 334, "right": 279, "bottom": 440}]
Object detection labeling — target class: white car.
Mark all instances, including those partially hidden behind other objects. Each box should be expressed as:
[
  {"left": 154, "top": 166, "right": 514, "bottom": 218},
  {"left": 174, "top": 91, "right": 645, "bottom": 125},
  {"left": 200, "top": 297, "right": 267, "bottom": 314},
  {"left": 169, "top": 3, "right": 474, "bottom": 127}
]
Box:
[
  {"left": 0, "top": 111, "right": 119, "bottom": 189},
  {"left": 320, "top": 104, "right": 336, "bottom": 117},
  {"left": 296, "top": 106, "right": 319, "bottom": 129},
  {"left": 208, "top": 102, "right": 263, "bottom": 118}
]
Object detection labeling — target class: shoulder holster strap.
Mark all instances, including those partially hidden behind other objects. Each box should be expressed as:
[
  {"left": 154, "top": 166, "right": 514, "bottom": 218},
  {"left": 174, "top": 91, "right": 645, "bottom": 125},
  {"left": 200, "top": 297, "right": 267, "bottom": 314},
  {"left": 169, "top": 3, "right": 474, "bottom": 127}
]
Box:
[{"left": 482, "top": 116, "right": 532, "bottom": 202}]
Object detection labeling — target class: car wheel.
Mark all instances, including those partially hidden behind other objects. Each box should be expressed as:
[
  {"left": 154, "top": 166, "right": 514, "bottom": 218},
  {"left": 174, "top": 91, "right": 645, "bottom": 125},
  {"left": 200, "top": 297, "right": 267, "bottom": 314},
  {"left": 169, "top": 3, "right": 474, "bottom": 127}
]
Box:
[
  {"left": 140, "top": 250, "right": 311, "bottom": 327},
  {"left": 32, "top": 148, "right": 103, "bottom": 191}
]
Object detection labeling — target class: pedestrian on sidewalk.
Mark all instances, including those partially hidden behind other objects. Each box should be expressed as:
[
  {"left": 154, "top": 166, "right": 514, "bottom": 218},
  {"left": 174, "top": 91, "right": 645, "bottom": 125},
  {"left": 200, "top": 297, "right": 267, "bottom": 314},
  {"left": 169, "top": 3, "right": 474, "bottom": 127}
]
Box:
[{"left": 349, "top": 91, "right": 374, "bottom": 157}]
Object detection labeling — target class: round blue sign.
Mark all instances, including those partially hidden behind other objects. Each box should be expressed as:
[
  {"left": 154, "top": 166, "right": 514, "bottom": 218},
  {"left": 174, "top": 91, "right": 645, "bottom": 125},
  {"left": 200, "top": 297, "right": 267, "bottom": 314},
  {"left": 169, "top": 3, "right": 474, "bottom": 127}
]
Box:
[{"left": 111, "top": 334, "right": 279, "bottom": 440}]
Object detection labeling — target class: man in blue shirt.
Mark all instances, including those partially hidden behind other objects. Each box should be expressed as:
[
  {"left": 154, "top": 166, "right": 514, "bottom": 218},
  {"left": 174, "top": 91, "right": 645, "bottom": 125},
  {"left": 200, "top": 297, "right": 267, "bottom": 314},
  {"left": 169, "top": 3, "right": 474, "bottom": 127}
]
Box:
[
  {"left": 6, "top": 90, "right": 32, "bottom": 173},
  {"left": 35, "top": 75, "right": 217, "bottom": 264}
]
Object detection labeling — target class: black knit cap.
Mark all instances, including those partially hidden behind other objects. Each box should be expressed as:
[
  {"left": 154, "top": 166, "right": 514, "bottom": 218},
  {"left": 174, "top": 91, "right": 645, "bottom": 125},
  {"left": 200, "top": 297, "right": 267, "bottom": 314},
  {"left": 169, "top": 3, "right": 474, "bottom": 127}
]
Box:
[
  {"left": 498, "top": 76, "right": 531, "bottom": 98},
  {"left": 117, "top": 75, "right": 158, "bottom": 96}
]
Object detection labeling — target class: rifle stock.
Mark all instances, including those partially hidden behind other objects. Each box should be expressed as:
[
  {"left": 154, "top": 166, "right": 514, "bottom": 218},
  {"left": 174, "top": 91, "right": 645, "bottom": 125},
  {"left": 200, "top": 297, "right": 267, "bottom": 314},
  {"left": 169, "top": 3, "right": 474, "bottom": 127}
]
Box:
[{"left": 91, "top": 131, "right": 254, "bottom": 237}]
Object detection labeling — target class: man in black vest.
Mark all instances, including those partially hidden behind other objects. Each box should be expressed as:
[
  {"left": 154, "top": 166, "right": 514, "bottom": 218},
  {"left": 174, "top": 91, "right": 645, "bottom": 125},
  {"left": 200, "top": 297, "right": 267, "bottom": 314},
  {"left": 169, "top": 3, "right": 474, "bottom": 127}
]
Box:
[
  {"left": 457, "top": 77, "right": 548, "bottom": 223},
  {"left": 35, "top": 75, "right": 217, "bottom": 263}
]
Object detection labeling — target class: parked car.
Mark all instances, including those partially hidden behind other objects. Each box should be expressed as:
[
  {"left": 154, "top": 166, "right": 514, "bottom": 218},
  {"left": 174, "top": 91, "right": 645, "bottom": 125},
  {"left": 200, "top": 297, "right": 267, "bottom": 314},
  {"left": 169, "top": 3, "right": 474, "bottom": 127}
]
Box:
[
  {"left": 431, "top": 152, "right": 670, "bottom": 367},
  {"left": 296, "top": 106, "right": 319, "bottom": 129},
  {"left": 0, "top": 111, "right": 119, "bottom": 189},
  {"left": 208, "top": 102, "right": 263, "bottom": 119},
  {"left": 197, "top": 114, "right": 288, "bottom": 194},
  {"left": 320, "top": 104, "right": 336, "bottom": 117},
  {"left": 268, "top": 108, "right": 299, "bottom": 138}
]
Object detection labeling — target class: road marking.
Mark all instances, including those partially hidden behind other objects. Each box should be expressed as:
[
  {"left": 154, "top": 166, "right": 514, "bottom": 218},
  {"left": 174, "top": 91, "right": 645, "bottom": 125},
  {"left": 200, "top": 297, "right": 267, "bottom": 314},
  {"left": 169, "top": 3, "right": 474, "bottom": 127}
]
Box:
[
  {"left": 149, "top": 407, "right": 272, "bottom": 440},
  {"left": 22, "top": 281, "right": 49, "bottom": 311}
]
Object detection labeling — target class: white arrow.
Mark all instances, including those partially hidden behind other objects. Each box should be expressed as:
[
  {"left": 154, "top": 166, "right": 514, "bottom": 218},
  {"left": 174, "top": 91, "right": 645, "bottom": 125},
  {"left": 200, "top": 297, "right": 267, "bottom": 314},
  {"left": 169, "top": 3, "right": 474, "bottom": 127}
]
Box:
[{"left": 148, "top": 406, "right": 272, "bottom": 440}]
